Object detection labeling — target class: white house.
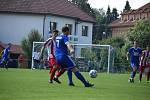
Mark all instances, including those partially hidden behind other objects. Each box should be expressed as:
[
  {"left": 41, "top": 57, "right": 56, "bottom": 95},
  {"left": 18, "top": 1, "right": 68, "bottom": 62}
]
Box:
[{"left": 0, "top": 0, "right": 95, "bottom": 45}]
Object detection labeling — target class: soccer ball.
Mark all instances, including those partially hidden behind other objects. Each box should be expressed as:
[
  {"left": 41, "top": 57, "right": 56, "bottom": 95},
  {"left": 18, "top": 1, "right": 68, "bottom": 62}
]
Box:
[{"left": 89, "top": 70, "right": 97, "bottom": 78}]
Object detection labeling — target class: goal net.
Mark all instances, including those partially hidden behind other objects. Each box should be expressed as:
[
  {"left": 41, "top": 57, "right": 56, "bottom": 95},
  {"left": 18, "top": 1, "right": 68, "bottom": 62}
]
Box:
[
  {"left": 32, "top": 41, "right": 49, "bottom": 70},
  {"left": 32, "top": 41, "right": 114, "bottom": 73}
]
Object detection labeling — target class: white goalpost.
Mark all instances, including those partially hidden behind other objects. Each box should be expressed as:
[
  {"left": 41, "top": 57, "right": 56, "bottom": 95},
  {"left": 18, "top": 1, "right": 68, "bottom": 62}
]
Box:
[
  {"left": 32, "top": 41, "right": 114, "bottom": 73},
  {"left": 72, "top": 44, "right": 113, "bottom": 74}
]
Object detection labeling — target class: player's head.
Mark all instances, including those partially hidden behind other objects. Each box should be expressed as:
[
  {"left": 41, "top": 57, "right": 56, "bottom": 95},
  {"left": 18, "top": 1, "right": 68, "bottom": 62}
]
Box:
[
  {"left": 52, "top": 30, "right": 59, "bottom": 37},
  {"left": 133, "top": 41, "right": 138, "bottom": 48},
  {"left": 62, "top": 26, "right": 70, "bottom": 35},
  {"left": 7, "top": 43, "right": 12, "bottom": 48}
]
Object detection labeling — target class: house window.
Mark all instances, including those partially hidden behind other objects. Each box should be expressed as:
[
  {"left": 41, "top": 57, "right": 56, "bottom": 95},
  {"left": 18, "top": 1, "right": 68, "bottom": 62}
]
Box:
[
  {"left": 82, "top": 26, "right": 88, "bottom": 36},
  {"left": 65, "top": 24, "right": 72, "bottom": 35},
  {"left": 50, "top": 22, "right": 57, "bottom": 33}
]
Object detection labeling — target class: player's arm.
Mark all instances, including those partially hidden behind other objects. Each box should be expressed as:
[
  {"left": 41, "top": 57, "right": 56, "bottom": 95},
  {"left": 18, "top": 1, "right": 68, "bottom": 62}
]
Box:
[
  {"left": 140, "top": 51, "right": 145, "bottom": 63},
  {"left": 126, "top": 52, "right": 129, "bottom": 61},
  {"left": 63, "top": 36, "right": 74, "bottom": 54},
  {"left": 66, "top": 42, "right": 74, "bottom": 54},
  {"left": 40, "top": 38, "right": 52, "bottom": 60}
]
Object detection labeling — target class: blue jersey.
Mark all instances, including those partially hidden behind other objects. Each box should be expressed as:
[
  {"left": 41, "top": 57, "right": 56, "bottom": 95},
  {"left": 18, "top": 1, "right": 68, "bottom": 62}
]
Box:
[
  {"left": 55, "top": 33, "right": 69, "bottom": 56},
  {"left": 128, "top": 47, "right": 142, "bottom": 63},
  {"left": 2, "top": 47, "right": 10, "bottom": 59},
  {"left": 54, "top": 33, "right": 75, "bottom": 69}
]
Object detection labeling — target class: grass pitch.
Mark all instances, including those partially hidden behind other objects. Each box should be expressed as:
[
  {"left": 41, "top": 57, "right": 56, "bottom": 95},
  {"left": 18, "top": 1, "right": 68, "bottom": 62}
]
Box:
[{"left": 0, "top": 68, "right": 150, "bottom": 100}]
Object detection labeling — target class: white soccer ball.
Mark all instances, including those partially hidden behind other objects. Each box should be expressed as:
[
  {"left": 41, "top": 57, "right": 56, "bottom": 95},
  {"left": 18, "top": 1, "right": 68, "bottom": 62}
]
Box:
[{"left": 89, "top": 70, "right": 97, "bottom": 78}]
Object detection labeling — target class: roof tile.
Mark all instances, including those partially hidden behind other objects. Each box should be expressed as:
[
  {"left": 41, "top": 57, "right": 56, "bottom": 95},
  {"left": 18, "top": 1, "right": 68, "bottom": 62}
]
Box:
[{"left": 0, "top": 0, "right": 95, "bottom": 22}]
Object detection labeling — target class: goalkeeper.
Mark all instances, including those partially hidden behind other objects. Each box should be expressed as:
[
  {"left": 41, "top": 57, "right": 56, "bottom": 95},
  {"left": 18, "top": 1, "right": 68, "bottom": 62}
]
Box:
[{"left": 40, "top": 30, "right": 74, "bottom": 86}]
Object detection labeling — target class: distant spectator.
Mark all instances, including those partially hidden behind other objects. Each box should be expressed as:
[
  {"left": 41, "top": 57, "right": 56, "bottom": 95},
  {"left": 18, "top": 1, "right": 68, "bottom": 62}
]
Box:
[
  {"left": 32, "top": 50, "right": 41, "bottom": 69},
  {"left": 18, "top": 54, "right": 25, "bottom": 68}
]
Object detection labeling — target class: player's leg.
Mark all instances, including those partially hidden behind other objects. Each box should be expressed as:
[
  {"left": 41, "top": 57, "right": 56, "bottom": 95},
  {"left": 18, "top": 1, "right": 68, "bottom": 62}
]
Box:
[
  {"left": 0, "top": 57, "right": 5, "bottom": 68},
  {"left": 146, "top": 65, "right": 150, "bottom": 83},
  {"left": 51, "top": 65, "right": 62, "bottom": 84},
  {"left": 129, "top": 63, "right": 137, "bottom": 83},
  {"left": 48, "top": 67, "right": 53, "bottom": 83},
  {"left": 139, "top": 65, "right": 144, "bottom": 83},
  {"left": 48, "top": 58, "right": 53, "bottom": 83},
  {"left": 0, "top": 57, "right": 8, "bottom": 69},
  {"left": 64, "top": 56, "right": 93, "bottom": 87},
  {"left": 147, "top": 70, "right": 150, "bottom": 83},
  {"left": 48, "top": 58, "right": 59, "bottom": 83},
  {"left": 67, "top": 69, "right": 75, "bottom": 86},
  {"left": 55, "top": 68, "right": 65, "bottom": 78},
  {"left": 71, "top": 67, "right": 94, "bottom": 87},
  {"left": 5, "top": 58, "right": 9, "bottom": 69}
]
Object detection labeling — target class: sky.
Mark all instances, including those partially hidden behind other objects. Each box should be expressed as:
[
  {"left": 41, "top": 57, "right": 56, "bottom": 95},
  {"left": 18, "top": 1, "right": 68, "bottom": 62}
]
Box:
[{"left": 88, "top": 0, "right": 150, "bottom": 13}]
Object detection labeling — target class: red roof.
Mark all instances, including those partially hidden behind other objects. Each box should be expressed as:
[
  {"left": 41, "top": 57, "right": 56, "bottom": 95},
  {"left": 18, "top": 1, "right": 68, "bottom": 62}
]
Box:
[
  {"left": 121, "top": 2, "right": 150, "bottom": 15},
  {"left": 0, "top": 42, "right": 23, "bottom": 54},
  {"left": 0, "top": 0, "right": 95, "bottom": 23},
  {"left": 109, "top": 2, "right": 150, "bottom": 27},
  {"left": 108, "top": 18, "right": 135, "bottom": 28}
]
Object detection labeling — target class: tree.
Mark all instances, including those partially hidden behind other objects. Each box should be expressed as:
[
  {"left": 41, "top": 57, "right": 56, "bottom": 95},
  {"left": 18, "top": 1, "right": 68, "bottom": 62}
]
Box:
[
  {"left": 111, "top": 8, "right": 119, "bottom": 21},
  {"left": 21, "top": 29, "right": 43, "bottom": 60},
  {"left": 127, "top": 19, "right": 150, "bottom": 48},
  {"left": 92, "top": 8, "right": 106, "bottom": 43},
  {"left": 106, "top": 5, "right": 112, "bottom": 24},
  {"left": 123, "top": 0, "right": 131, "bottom": 12}
]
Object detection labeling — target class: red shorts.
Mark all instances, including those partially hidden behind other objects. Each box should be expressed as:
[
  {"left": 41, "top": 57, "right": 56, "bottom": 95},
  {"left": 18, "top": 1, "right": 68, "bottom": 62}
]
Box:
[
  {"left": 49, "top": 58, "right": 60, "bottom": 69},
  {"left": 139, "top": 64, "right": 150, "bottom": 72}
]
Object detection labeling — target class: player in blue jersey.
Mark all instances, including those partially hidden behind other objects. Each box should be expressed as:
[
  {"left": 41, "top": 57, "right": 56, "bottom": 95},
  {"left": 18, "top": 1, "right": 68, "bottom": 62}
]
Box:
[
  {"left": 0, "top": 43, "right": 12, "bottom": 69},
  {"left": 55, "top": 26, "right": 94, "bottom": 87},
  {"left": 127, "top": 41, "right": 142, "bottom": 83},
  {"left": 40, "top": 30, "right": 74, "bottom": 86}
]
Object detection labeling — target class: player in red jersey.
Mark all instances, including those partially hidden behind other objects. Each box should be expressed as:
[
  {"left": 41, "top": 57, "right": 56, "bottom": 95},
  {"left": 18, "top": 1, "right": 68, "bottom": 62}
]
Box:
[
  {"left": 40, "top": 30, "right": 74, "bottom": 86},
  {"left": 139, "top": 45, "right": 150, "bottom": 83}
]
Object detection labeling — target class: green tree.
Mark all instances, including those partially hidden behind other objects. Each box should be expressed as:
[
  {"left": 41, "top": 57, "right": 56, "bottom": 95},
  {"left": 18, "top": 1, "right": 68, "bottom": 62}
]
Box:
[
  {"left": 106, "top": 5, "right": 112, "bottom": 24},
  {"left": 123, "top": 0, "right": 131, "bottom": 11},
  {"left": 21, "top": 29, "right": 43, "bottom": 60},
  {"left": 111, "top": 8, "right": 119, "bottom": 21},
  {"left": 92, "top": 8, "right": 106, "bottom": 43},
  {"left": 99, "top": 37, "right": 129, "bottom": 72},
  {"left": 127, "top": 19, "right": 150, "bottom": 48}
]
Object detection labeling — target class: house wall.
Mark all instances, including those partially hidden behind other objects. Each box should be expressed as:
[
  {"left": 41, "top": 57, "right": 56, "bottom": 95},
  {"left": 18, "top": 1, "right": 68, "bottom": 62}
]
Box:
[
  {"left": 77, "top": 22, "right": 93, "bottom": 44},
  {"left": 112, "top": 27, "right": 131, "bottom": 37},
  {"left": 0, "top": 13, "right": 44, "bottom": 44},
  {"left": 0, "top": 13, "right": 93, "bottom": 45},
  {"left": 45, "top": 16, "right": 93, "bottom": 44}
]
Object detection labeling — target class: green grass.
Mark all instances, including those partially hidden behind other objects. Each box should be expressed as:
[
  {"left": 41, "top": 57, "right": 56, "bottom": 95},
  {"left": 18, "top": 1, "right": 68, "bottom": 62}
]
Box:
[{"left": 0, "top": 68, "right": 150, "bottom": 100}]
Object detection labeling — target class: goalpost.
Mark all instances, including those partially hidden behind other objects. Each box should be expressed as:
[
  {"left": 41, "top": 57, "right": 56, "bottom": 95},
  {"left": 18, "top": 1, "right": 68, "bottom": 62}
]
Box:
[
  {"left": 32, "top": 41, "right": 114, "bottom": 73},
  {"left": 72, "top": 44, "right": 114, "bottom": 73}
]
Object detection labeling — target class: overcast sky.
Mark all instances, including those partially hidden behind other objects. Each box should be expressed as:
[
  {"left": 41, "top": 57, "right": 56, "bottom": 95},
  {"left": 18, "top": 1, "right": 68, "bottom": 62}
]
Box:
[{"left": 88, "top": 0, "right": 150, "bottom": 13}]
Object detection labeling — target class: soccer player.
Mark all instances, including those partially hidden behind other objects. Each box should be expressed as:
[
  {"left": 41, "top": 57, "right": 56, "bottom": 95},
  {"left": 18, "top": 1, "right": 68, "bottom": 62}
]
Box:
[
  {"left": 139, "top": 45, "right": 150, "bottom": 83},
  {"left": 0, "top": 43, "right": 11, "bottom": 69},
  {"left": 40, "top": 30, "right": 74, "bottom": 86},
  {"left": 127, "top": 41, "right": 142, "bottom": 83},
  {"left": 55, "top": 26, "right": 94, "bottom": 87}
]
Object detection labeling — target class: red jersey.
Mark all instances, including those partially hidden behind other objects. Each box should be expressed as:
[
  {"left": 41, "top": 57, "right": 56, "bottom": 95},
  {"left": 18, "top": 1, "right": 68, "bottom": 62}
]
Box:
[
  {"left": 140, "top": 50, "right": 150, "bottom": 66},
  {"left": 44, "top": 38, "right": 55, "bottom": 59}
]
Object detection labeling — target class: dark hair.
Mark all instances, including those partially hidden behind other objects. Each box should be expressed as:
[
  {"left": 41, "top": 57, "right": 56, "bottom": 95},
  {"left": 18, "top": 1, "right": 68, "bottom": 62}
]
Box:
[
  {"left": 62, "top": 26, "right": 69, "bottom": 33},
  {"left": 8, "top": 43, "right": 11, "bottom": 45},
  {"left": 53, "top": 30, "right": 59, "bottom": 33}
]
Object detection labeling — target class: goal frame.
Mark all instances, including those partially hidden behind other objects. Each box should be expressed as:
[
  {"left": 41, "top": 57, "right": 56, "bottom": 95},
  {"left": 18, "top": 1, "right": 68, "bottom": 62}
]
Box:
[{"left": 32, "top": 41, "right": 112, "bottom": 73}]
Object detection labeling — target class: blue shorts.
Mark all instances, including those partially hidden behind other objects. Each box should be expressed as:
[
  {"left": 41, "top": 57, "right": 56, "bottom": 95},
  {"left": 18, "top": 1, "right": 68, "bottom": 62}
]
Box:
[
  {"left": 55, "top": 55, "right": 75, "bottom": 70},
  {"left": 130, "top": 62, "right": 139, "bottom": 68}
]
